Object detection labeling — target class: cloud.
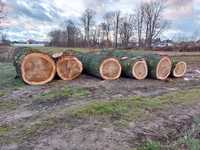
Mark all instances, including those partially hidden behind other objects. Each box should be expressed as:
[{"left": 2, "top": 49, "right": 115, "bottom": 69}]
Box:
[
  {"left": 2, "top": 0, "right": 199, "bottom": 41},
  {"left": 6, "top": 0, "right": 63, "bottom": 22},
  {"left": 164, "top": 0, "right": 193, "bottom": 20}
]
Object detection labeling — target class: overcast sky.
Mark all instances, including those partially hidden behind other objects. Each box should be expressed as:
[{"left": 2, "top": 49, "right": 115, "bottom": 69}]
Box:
[{"left": 1, "top": 0, "right": 200, "bottom": 41}]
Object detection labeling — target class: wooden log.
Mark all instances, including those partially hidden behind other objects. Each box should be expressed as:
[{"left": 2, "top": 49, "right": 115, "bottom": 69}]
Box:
[
  {"left": 117, "top": 56, "right": 148, "bottom": 80},
  {"left": 100, "top": 50, "right": 172, "bottom": 80},
  {"left": 171, "top": 60, "right": 187, "bottom": 77},
  {"left": 146, "top": 54, "right": 172, "bottom": 80},
  {"left": 76, "top": 52, "right": 121, "bottom": 80},
  {"left": 52, "top": 52, "right": 83, "bottom": 80},
  {"left": 13, "top": 47, "right": 56, "bottom": 85}
]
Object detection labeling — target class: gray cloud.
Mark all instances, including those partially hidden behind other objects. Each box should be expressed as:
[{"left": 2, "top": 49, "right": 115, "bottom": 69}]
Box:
[
  {"left": 6, "top": 0, "right": 63, "bottom": 22},
  {"left": 2, "top": 0, "right": 198, "bottom": 41}
]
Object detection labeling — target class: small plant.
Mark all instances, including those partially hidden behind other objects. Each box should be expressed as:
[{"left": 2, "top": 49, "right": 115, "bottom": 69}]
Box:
[
  {"left": 139, "top": 141, "right": 161, "bottom": 150},
  {"left": 177, "top": 136, "right": 200, "bottom": 150},
  {"left": 0, "top": 91, "right": 5, "bottom": 97},
  {"left": 34, "top": 86, "right": 89, "bottom": 103}
]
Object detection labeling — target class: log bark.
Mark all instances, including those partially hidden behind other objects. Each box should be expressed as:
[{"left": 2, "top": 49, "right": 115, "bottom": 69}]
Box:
[
  {"left": 100, "top": 50, "right": 172, "bottom": 80},
  {"left": 116, "top": 56, "right": 148, "bottom": 80},
  {"left": 52, "top": 52, "right": 83, "bottom": 80},
  {"left": 76, "top": 52, "right": 121, "bottom": 80},
  {"left": 171, "top": 60, "right": 187, "bottom": 78},
  {"left": 13, "top": 47, "right": 56, "bottom": 85}
]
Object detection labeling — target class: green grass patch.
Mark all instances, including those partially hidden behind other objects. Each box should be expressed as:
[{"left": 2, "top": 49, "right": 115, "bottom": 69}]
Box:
[
  {"left": 138, "top": 116, "right": 200, "bottom": 150},
  {"left": 138, "top": 141, "right": 161, "bottom": 150},
  {"left": 0, "top": 125, "right": 12, "bottom": 136},
  {"left": 71, "top": 88, "right": 200, "bottom": 121},
  {"left": 177, "top": 137, "right": 200, "bottom": 150},
  {"left": 0, "top": 101, "right": 17, "bottom": 112},
  {"left": 0, "top": 112, "right": 69, "bottom": 145},
  {"left": 15, "top": 115, "right": 69, "bottom": 143},
  {"left": 0, "top": 63, "right": 25, "bottom": 90},
  {"left": 32, "top": 46, "right": 96, "bottom": 54},
  {"left": 0, "top": 91, "right": 5, "bottom": 97},
  {"left": 34, "top": 86, "right": 89, "bottom": 102}
]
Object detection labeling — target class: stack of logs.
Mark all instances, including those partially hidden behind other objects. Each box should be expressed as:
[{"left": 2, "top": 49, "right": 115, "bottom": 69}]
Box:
[{"left": 14, "top": 47, "right": 187, "bottom": 85}]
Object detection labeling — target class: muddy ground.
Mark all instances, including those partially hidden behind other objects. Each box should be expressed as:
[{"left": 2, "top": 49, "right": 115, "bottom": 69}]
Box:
[{"left": 0, "top": 49, "right": 200, "bottom": 150}]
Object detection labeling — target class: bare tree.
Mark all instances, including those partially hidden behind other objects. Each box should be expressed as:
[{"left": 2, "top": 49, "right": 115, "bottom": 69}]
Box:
[
  {"left": 63, "top": 19, "right": 80, "bottom": 47},
  {"left": 48, "top": 30, "right": 63, "bottom": 46},
  {"left": 119, "top": 15, "right": 134, "bottom": 48},
  {"left": 112, "top": 11, "right": 121, "bottom": 48},
  {"left": 143, "top": 0, "right": 168, "bottom": 48},
  {"left": 135, "top": 3, "right": 145, "bottom": 48},
  {"left": 100, "top": 22, "right": 107, "bottom": 41},
  {"left": 80, "top": 8, "right": 96, "bottom": 42},
  {"left": 103, "top": 12, "right": 113, "bottom": 41}
]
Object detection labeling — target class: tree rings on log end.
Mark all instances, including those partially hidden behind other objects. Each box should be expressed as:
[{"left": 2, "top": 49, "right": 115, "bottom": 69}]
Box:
[
  {"left": 21, "top": 53, "right": 56, "bottom": 85},
  {"left": 56, "top": 56, "right": 83, "bottom": 80},
  {"left": 156, "top": 56, "right": 172, "bottom": 80},
  {"left": 173, "top": 61, "right": 187, "bottom": 78},
  {"left": 132, "top": 59, "right": 148, "bottom": 80},
  {"left": 99, "top": 58, "right": 122, "bottom": 80}
]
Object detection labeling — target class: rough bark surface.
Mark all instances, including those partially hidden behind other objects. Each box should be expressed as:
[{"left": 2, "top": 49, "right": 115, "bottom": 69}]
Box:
[
  {"left": 117, "top": 56, "right": 148, "bottom": 79},
  {"left": 100, "top": 50, "right": 172, "bottom": 80},
  {"left": 75, "top": 51, "right": 121, "bottom": 80}
]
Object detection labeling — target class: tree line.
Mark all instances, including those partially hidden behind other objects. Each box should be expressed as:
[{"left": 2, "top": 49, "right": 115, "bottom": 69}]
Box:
[{"left": 49, "top": 0, "right": 168, "bottom": 49}]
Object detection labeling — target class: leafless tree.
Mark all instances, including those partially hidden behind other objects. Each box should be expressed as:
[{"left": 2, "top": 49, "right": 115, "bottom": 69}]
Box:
[
  {"left": 80, "top": 8, "right": 96, "bottom": 42},
  {"left": 100, "top": 22, "right": 107, "bottom": 41},
  {"left": 103, "top": 12, "right": 113, "bottom": 41},
  {"left": 63, "top": 19, "right": 80, "bottom": 47},
  {"left": 49, "top": 21, "right": 82, "bottom": 47},
  {"left": 142, "top": 0, "right": 168, "bottom": 48},
  {"left": 134, "top": 3, "right": 145, "bottom": 48},
  {"left": 112, "top": 11, "right": 121, "bottom": 48},
  {"left": 48, "top": 30, "right": 63, "bottom": 46},
  {"left": 119, "top": 15, "right": 134, "bottom": 48}
]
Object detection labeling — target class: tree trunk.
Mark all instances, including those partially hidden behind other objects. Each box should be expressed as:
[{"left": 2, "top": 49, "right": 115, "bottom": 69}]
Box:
[
  {"left": 13, "top": 47, "right": 56, "bottom": 85},
  {"left": 100, "top": 50, "right": 172, "bottom": 80},
  {"left": 101, "top": 49, "right": 148, "bottom": 80},
  {"left": 170, "top": 60, "right": 187, "bottom": 78},
  {"left": 119, "top": 56, "right": 148, "bottom": 80},
  {"left": 76, "top": 52, "right": 121, "bottom": 80},
  {"left": 52, "top": 52, "right": 83, "bottom": 81}
]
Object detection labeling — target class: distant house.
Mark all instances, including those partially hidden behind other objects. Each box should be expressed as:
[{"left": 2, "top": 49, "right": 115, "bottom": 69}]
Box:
[
  {"left": 196, "top": 40, "right": 200, "bottom": 46},
  {"left": 153, "top": 39, "right": 174, "bottom": 48}
]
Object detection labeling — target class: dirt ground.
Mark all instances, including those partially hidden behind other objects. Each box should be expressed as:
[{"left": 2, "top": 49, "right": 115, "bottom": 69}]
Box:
[{"left": 0, "top": 47, "right": 200, "bottom": 150}]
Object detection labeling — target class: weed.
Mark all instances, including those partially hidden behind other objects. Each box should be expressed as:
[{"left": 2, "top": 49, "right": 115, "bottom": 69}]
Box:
[
  {"left": 34, "top": 86, "right": 89, "bottom": 103},
  {"left": 138, "top": 141, "right": 161, "bottom": 150}
]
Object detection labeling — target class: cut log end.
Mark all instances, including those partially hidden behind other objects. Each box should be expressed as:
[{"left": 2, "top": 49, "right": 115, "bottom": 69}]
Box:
[
  {"left": 173, "top": 61, "right": 187, "bottom": 77},
  {"left": 156, "top": 56, "right": 172, "bottom": 80},
  {"left": 99, "top": 58, "right": 121, "bottom": 80},
  {"left": 56, "top": 56, "right": 83, "bottom": 80},
  {"left": 132, "top": 60, "right": 148, "bottom": 80},
  {"left": 21, "top": 53, "right": 56, "bottom": 85}
]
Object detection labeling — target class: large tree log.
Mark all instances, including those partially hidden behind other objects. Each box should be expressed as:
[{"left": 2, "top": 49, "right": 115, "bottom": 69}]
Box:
[
  {"left": 52, "top": 52, "right": 83, "bottom": 80},
  {"left": 117, "top": 56, "right": 148, "bottom": 79},
  {"left": 100, "top": 50, "right": 172, "bottom": 80},
  {"left": 14, "top": 47, "right": 56, "bottom": 85},
  {"left": 76, "top": 52, "right": 121, "bottom": 80},
  {"left": 171, "top": 60, "right": 187, "bottom": 78}
]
